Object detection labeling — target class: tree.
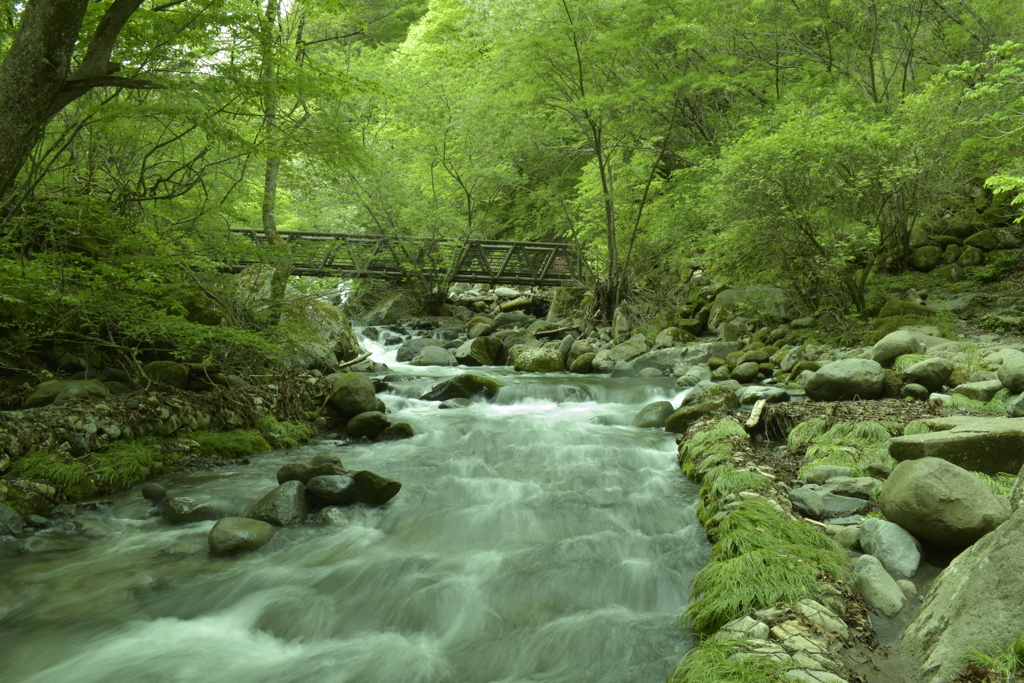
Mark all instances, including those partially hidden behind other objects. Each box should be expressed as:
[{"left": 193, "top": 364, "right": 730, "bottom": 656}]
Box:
[{"left": 0, "top": 0, "right": 170, "bottom": 200}]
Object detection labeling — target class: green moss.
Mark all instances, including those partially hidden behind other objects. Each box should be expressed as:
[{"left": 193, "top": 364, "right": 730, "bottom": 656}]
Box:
[
  {"left": 697, "top": 466, "right": 771, "bottom": 523},
  {"left": 89, "top": 437, "right": 176, "bottom": 491},
  {"left": 186, "top": 429, "right": 270, "bottom": 458},
  {"left": 7, "top": 450, "right": 90, "bottom": 490},
  {"left": 5, "top": 437, "right": 179, "bottom": 498},
  {"left": 864, "top": 315, "right": 957, "bottom": 345},
  {"left": 255, "top": 415, "right": 315, "bottom": 449},
  {"left": 796, "top": 420, "right": 897, "bottom": 478},
  {"left": 667, "top": 638, "right": 783, "bottom": 683},
  {"left": 685, "top": 501, "right": 849, "bottom": 635},
  {"left": 878, "top": 299, "right": 939, "bottom": 318}
]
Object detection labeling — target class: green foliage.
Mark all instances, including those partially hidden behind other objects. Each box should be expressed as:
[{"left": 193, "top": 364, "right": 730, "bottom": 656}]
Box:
[
  {"left": 947, "top": 389, "right": 1012, "bottom": 414},
  {"left": 685, "top": 500, "right": 848, "bottom": 635},
  {"left": 972, "top": 471, "right": 1017, "bottom": 498},
  {"left": 255, "top": 415, "right": 315, "bottom": 448},
  {"left": 667, "top": 638, "right": 783, "bottom": 683},
  {"left": 5, "top": 436, "right": 178, "bottom": 497},
  {"left": 795, "top": 420, "right": 898, "bottom": 478},
  {"left": 186, "top": 430, "right": 271, "bottom": 458},
  {"left": 893, "top": 354, "right": 931, "bottom": 373},
  {"left": 697, "top": 466, "right": 771, "bottom": 524},
  {"left": 959, "top": 628, "right": 1024, "bottom": 683}
]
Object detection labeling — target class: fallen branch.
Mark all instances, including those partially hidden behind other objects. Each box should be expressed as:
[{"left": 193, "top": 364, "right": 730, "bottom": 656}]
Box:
[{"left": 337, "top": 352, "right": 372, "bottom": 370}]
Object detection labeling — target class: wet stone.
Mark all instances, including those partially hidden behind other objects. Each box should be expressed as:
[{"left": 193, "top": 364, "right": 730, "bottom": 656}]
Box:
[
  {"left": 208, "top": 517, "right": 275, "bottom": 555},
  {"left": 141, "top": 482, "right": 167, "bottom": 505}
]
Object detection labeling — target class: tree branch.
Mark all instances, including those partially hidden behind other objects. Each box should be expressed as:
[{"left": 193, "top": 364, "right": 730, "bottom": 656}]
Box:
[{"left": 60, "top": 76, "right": 167, "bottom": 93}]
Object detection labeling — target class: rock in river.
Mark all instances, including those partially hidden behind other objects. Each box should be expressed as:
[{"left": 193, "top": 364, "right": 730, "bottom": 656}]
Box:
[
  {"left": 246, "top": 480, "right": 309, "bottom": 526},
  {"left": 306, "top": 471, "right": 401, "bottom": 508},
  {"left": 208, "top": 517, "right": 275, "bottom": 555}
]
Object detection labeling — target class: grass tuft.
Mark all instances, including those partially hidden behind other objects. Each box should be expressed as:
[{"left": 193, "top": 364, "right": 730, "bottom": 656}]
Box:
[
  {"left": 959, "top": 629, "right": 1024, "bottom": 683},
  {"left": 667, "top": 638, "right": 783, "bottom": 683},
  {"left": 972, "top": 471, "right": 1017, "bottom": 498},
  {"left": 903, "top": 420, "right": 931, "bottom": 436},
  {"left": 685, "top": 501, "right": 849, "bottom": 635},
  {"left": 892, "top": 354, "right": 931, "bottom": 373},
  {"left": 787, "top": 417, "right": 828, "bottom": 448}
]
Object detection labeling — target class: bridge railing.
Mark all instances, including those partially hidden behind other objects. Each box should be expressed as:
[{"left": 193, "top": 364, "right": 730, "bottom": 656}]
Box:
[{"left": 224, "top": 228, "right": 584, "bottom": 286}]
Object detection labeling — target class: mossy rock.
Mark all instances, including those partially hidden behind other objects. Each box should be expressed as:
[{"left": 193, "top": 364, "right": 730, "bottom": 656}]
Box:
[
  {"left": 707, "top": 357, "right": 727, "bottom": 370},
  {"left": 911, "top": 246, "right": 943, "bottom": 271},
  {"left": 420, "top": 374, "right": 502, "bottom": 401},
  {"left": 758, "top": 362, "right": 775, "bottom": 375},
  {"left": 569, "top": 352, "right": 594, "bottom": 374},
  {"left": 330, "top": 372, "right": 378, "bottom": 417},
  {"left": 25, "top": 379, "right": 110, "bottom": 408},
  {"left": 665, "top": 385, "right": 740, "bottom": 434},
  {"left": 143, "top": 361, "right": 190, "bottom": 390},
  {"left": 378, "top": 423, "right": 415, "bottom": 441},
  {"left": 934, "top": 235, "right": 963, "bottom": 249},
  {"left": 788, "top": 361, "right": 820, "bottom": 381},
  {"left": 877, "top": 300, "right": 939, "bottom": 318},
  {"left": 725, "top": 351, "right": 743, "bottom": 370},
  {"left": 932, "top": 264, "right": 967, "bottom": 282},
  {"left": 882, "top": 368, "right": 903, "bottom": 398}
]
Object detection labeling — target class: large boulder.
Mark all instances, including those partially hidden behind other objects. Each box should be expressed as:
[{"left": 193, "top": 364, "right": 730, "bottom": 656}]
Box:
[
  {"left": 900, "top": 358, "right": 954, "bottom": 394},
  {"left": 860, "top": 518, "right": 922, "bottom": 578},
  {"left": 654, "top": 327, "right": 696, "bottom": 348},
  {"left": 280, "top": 299, "right": 362, "bottom": 368},
  {"left": 411, "top": 346, "right": 458, "bottom": 367},
  {"left": 491, "top": 311, "right": 536, "bottom": 330},
  {"left": 306, "top": 470, "right": 401, "bottom": 508},
  {"left": 162, "top": 496, "right": 226, "bottom": 524},
  {"left": 277, "top": 461, "right": 347, "bottom": 486},
  {"left": 346, "top": 411, "right": 390, "bottom": 439},
  {"left": 632, "top": 348, "right": 689, "bottom": 374},
  {"left": 143, "top": 361, "right": 190, "bottom": 389},
  {"left": 805, "top": 359, "right": 885, "bottom": 401},
  {"left": 208, "top": 517, "right": 275, "bottom": 555},
  {"left": 396, "top": 338, "right": 446, "bottom": 362},
  {"left": 899, "top": 507, "right": 1024, "bottom": 683},
  {"left": 592, "top": 334, "right": 649, "bottom": 366},
  {"left": 997, "top": 350, "right": 1024, "bottom": 393},
  {"left": 569, "top": 353, "right": 594, "bottom": 374},
  {"left": 513, "top": 346, "right": 564, "bottom": 373},
  {"left": 25, "top": 379, "right": 111, "bottom": 408},
  {"left": 420, "top": 373, "right": 502, "bottom": 401},
  {"left": 878, "top": 457, "right": 1011, "bottom": 548},
  {"left": 632, "top": 401, "right": 675, "bottom": 429},
  {"left": 888, "top": 416, "right": 1024, "bottom": 475},
  {"left": 454, "top": 337, "right": 502, "bottom": 366},
  {"left": 952, "top": 379, "right": 1004, "bottom": 403},
  {"left": 853, "top": 554, "right": 906, "bottom": 618},
  {"left": 566, "top": 339, "right": 593, "bottom": 367},
  {"left": 871, "top": 331, "right": 926, "bottom": 368},
  {"left": 245, "top": 481, "right": 309, "bottom": 526},
  {"left": 330, "top": 372, "right": 378, "bottom": 417},
  {"left": 664, "top": 384, "right": 739, "bottom": 433}
]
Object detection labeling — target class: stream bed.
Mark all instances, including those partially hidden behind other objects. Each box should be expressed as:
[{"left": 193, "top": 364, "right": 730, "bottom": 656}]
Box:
[{"left": 0, "top": 349, "right": 710, "bottom": 683}]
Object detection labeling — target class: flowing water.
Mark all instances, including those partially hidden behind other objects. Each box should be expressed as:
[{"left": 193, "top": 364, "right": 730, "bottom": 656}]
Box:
[{"left": 0, "top": 338, "right": 710, "bottom": 683}]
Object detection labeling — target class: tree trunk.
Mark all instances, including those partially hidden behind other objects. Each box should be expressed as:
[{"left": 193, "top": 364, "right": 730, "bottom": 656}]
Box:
[
  {"left": 0, "top": 0, "right": 89, "bottom": 200},
  {"left": 259, "top": 0, "right": 291, "bottom": 326}
]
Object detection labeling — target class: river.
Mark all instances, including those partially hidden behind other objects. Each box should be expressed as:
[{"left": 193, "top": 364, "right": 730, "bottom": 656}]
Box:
[{"left": 0, "top": 337, "right": 709, "bottom": 683}]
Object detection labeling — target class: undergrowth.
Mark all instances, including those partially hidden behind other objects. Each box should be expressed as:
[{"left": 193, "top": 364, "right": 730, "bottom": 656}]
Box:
[
  {"left": 788, "top": 419, "right": 898, "bottom": 478},
  {"left": 685, "top": 500, "right": 849, "bottom": 635},
  {"left": 185, "top": 429, "right": 271, "bottom": 458},
  {"left": 5, "top": 436, "right": 178, "bottom": 498},
  {"left": 959, "top": 629, "right": 1024, "bottom": 683},
  {"left": 667, "top": 638, "right": 783, "bottom": 683},
  {"left": 255, "top": 415, "right": 315, "bottom": 448}
]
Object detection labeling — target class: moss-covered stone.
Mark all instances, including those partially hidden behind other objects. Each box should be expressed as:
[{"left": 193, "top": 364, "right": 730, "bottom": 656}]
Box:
[
  {"left": 877, "top": 299, "right": 939, "bottom": 318},
  {"left": 330, "top": 372, "right": 378, "bottom": 417},
  {"left": 143, "top": 361, "right": 190, "bottom": 389},
  {"left": 707, "top": 357, "right": 727, "bottom": 370},
  {"left": 420, "top": 374, "right": 502, "bottom": 401},
  {"left": 569, "top": 352, "right": 594, "bottom": 373},
  {"left": 911, "top": 246, "right": 943, "bottom": 271}
]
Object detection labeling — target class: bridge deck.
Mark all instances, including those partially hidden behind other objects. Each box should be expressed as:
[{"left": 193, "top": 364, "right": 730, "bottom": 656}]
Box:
[{"left": 223, "top": 229, "right": 583, "bottom": 286}]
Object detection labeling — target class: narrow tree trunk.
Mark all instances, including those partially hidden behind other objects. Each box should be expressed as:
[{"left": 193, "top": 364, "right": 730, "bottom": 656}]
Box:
[{"left": 259, "top": 0, "right": 291, "bottom": 325}]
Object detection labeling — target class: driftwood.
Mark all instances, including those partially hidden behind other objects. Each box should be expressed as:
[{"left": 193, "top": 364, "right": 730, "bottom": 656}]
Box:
[
  {"left": 337, "top": 352, "right": 372, "bottom": 370},
  {"left": 535, "top": 326, "right": 576, "bottom": 338}
]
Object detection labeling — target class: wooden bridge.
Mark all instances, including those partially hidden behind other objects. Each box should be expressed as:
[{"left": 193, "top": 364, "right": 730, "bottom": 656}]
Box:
[{"left": 223, "top": 229, "right": 585, "bottom": 287}]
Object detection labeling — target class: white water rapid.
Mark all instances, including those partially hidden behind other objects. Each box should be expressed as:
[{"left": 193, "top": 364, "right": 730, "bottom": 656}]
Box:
[{"left": 0, "top": 337, "right": 710, "bottom": 683}]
